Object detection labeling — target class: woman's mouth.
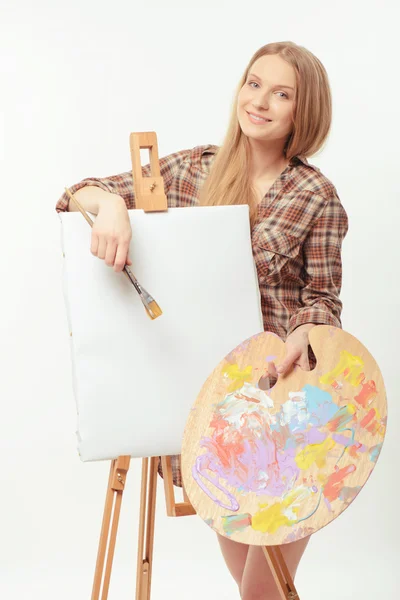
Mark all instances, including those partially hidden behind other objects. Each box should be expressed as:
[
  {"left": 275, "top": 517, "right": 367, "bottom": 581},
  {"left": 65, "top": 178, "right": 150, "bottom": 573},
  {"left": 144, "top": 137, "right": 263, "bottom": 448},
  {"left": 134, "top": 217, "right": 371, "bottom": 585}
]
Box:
[{"left": 247, "top": 112, "right": 272, "bottom": 125}]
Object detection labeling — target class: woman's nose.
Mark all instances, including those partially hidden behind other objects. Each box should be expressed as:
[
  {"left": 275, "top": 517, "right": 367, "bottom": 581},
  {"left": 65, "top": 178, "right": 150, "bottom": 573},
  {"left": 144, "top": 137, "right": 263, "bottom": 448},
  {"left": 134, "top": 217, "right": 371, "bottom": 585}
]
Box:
[
  {"left": 252, "top": 96, "right": 269, "bottom": 111},
  {"left": 252, "top": 90, "right": 269, "bottom": 109}
]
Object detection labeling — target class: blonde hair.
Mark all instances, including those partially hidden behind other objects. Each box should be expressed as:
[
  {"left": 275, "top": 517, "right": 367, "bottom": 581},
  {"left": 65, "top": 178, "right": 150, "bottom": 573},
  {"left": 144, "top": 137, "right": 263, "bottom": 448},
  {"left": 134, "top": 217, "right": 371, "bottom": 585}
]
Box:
[{"left": 199, "top": 41, "right": 333, "bottom": 226}]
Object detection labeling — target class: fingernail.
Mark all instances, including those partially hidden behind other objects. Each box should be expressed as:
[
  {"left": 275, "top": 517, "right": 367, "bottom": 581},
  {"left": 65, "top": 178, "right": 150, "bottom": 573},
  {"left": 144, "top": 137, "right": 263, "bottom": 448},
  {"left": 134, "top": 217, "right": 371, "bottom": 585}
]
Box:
[{"left": 277, "top": 367, "right": 283, "bottom": 373}]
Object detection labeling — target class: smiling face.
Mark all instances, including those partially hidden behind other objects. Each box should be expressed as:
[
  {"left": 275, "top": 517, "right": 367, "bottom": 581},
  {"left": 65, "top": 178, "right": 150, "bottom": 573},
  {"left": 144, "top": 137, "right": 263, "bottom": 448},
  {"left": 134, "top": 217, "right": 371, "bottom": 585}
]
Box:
[{"left": 237, "top": 54, "right": 297, "bottom": 147}]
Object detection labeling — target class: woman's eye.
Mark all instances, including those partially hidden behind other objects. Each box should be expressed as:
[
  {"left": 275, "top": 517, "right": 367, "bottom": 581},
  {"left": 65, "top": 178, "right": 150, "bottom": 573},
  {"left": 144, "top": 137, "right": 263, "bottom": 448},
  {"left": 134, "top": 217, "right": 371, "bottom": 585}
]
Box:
[{"left": 247, "top": 82, "right": 288, "bottom": 98}]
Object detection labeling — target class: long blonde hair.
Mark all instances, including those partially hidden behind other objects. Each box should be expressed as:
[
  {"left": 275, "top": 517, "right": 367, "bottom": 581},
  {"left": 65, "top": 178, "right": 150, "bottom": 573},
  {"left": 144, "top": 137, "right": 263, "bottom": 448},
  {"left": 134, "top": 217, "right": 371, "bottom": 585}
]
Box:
[{"left": 199, "top": 41, "right": 333, "bottom": 226}]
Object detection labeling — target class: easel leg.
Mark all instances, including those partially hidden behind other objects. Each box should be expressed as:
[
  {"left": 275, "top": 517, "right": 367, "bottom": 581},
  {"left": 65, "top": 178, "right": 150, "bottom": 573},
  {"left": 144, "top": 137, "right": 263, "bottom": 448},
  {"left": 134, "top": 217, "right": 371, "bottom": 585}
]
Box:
[
  {"left": 92, "top": 456, "right": 130, "bottom": 600},
  {"left": 262, "top": 546, "right": 300, "bottom": 600},
  {"left": 136, "top": 457, "right": 158, "bottom": 600}
]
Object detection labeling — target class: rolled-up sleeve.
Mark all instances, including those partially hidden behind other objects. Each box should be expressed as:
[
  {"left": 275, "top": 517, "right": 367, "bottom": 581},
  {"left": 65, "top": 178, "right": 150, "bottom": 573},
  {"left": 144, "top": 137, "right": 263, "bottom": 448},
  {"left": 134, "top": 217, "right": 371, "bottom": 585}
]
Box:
[
  {"left": 287, "top": 195, "right": 349, "bottom": 334},
  {"left": 55, "top": 148, "right": 191, "bottom": 213},
  {"left": 55, "top": 175, "right": 130, "bottom": 213}
]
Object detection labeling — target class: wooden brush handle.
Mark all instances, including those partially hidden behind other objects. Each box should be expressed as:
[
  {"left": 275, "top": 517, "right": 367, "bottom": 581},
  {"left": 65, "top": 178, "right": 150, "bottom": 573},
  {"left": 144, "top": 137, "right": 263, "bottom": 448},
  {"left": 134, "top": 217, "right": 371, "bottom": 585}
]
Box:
[{"left": 64, "top": 187, "right": 94, "bottom": 226}]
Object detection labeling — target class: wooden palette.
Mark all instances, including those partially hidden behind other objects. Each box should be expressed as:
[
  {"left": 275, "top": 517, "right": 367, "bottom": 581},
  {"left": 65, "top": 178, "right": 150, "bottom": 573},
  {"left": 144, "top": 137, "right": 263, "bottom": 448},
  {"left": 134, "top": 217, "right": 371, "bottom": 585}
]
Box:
[{"left": 181, "top": 326, "right": 387, "bottom": 546}]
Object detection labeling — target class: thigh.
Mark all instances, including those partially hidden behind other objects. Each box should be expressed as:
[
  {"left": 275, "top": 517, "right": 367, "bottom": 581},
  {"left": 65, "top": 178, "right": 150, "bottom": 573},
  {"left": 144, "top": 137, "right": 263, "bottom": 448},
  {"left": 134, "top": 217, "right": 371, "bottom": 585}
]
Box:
[
  {"left": 241, "top": 535, "right": 311, "bottom": 598},
  {"left": 278, "top": 535, "right": 311, "bottom": 578},
  {"left": 216, "top": 532, "right": 250, "bottom": 588}
]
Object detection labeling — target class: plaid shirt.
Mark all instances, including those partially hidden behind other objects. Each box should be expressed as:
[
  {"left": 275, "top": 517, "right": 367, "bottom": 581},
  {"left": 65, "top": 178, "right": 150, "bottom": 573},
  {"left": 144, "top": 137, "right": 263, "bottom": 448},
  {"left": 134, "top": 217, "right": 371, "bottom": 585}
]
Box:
[
  {"left": 56, "top": 144, "right": 348, "bottom": 340},
  {"left": 56, "top": 144, "right": 349, "bottom": 487}
]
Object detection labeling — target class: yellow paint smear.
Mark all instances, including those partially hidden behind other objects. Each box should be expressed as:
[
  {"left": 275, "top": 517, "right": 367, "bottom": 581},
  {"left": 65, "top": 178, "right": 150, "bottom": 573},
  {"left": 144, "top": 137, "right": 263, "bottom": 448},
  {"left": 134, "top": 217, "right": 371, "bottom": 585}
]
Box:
[
  {"left": 222, "top": 364, "right": 253, "bottom": 392},
  {"left": 252, "top": 488, "right": 308, "bottom": 534},
  {"left": 320, "top": 350, "right": 365, "bottom": 387},
  {"left": 295, "top": 437, "right": 336, "bottom": 470}
]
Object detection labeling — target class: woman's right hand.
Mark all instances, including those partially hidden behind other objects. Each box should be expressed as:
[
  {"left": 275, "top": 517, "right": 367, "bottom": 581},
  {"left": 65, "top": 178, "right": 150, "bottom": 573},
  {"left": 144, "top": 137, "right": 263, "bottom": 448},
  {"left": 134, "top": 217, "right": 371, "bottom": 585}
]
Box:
[{"left": 90, "top": 195, "right": 133, "bottom": 272}]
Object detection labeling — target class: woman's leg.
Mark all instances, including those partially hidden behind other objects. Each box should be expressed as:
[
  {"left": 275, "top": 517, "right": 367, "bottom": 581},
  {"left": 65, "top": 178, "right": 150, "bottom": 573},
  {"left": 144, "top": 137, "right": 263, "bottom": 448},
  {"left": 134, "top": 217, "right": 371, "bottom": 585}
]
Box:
[
  {"left": 216, "top": 533, "right": 250, "bottom": 593},
  {"left": 240, "top": 535, "right": 311, "bottom": 600}
]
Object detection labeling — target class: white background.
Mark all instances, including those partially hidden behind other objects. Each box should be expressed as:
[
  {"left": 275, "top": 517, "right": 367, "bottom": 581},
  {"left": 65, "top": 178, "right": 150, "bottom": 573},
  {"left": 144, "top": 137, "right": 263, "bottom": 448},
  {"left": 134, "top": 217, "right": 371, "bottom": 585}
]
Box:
[{"left": 1, "top": 0, "right": 398, "bottom": 598}]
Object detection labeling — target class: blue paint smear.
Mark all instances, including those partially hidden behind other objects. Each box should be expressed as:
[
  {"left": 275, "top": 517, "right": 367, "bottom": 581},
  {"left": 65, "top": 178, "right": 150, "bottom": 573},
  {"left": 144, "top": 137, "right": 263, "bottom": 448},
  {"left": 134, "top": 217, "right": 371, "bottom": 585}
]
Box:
[
  {"left": 303, "top": 384, "right": 338, "bottom": 426},
  {"left": 369, "top": 443, "right": 383, "bottom": 462},
  {"left": 274, "top": 385, "right": 337, "bottom": 434}
]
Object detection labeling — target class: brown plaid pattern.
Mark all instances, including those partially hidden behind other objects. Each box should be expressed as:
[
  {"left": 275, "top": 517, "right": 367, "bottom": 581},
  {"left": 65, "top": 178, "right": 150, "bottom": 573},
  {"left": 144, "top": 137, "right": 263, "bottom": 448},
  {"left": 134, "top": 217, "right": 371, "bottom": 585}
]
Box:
[{"left": 56, "top": 144, "right": 349, "bottom": 488}]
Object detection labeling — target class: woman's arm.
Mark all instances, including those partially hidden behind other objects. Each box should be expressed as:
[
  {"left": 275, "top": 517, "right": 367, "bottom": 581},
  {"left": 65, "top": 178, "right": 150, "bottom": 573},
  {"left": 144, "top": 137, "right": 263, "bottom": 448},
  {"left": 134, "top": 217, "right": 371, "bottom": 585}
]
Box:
[
  {"left": 287, "top": 194, "right": 349, "bottom": 335},
  {"left": 55, "top": 172, "right": 134, "bottom": 213},
  {"left": 55, "top": 148, "right": 191, "bottom": 213},
  {"left": 276, "top": 194, "right": 348, "bottom": 376},
  {"left": 55, "top": 148, "right": 191, "bottom": 271},
  {"left": 67, "top": 186, "right": 125, "bottom": 216}
]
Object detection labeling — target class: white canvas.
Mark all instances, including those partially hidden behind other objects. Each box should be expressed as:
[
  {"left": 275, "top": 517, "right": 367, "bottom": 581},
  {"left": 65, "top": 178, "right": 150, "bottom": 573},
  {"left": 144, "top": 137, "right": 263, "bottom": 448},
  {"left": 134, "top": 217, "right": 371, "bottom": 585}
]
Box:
[{"left": 59, "top": 205, "right": 264, "bottom": 462}]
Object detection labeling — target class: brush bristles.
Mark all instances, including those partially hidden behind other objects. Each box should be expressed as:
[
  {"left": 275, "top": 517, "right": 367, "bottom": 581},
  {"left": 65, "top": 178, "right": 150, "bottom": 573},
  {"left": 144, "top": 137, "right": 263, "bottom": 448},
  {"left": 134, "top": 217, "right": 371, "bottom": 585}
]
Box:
[{"left": 146, "top": 300, "right": 163, "bottom": 320}]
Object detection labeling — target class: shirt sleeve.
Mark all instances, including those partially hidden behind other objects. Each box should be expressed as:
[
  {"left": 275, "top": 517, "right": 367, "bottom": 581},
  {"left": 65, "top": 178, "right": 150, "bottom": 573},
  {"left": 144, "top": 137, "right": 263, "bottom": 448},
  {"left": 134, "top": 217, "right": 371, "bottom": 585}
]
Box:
[
  {"left": 287, "top": 194, "right": 349, "bottom": 335},
  {"left": 55, "top": 148, "right": 191, "bottom": 213}
]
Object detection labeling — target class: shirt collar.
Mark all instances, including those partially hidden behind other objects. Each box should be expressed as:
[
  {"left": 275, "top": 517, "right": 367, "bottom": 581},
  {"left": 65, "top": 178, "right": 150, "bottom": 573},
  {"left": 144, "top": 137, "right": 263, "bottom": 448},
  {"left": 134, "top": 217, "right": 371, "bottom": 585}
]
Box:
[{"left": 291, "top": 155, "right": 310, "bottom": 167}]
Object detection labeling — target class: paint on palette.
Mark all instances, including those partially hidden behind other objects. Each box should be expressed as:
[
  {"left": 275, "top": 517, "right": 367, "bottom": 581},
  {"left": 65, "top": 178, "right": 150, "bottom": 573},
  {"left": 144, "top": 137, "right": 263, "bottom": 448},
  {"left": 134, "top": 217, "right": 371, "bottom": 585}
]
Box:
[
  {"left": 192, "top": 349, "right": 384, "bottom": 536},
  {"left": 283, "top": 526, "right": 315, "bottom": 543},
  {"left": 369, "top": 443, "right": 383, "bottom": 462}
]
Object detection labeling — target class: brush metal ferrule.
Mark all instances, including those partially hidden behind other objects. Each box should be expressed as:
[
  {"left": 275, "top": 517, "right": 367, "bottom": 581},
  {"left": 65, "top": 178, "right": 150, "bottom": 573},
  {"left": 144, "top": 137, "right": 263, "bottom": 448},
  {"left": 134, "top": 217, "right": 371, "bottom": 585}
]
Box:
[
  {"left": 123, "top": 266, "right": 142, "bottom": 293},
  {"left": 124, "top": 266, "right": 155, "bottom": 315}
]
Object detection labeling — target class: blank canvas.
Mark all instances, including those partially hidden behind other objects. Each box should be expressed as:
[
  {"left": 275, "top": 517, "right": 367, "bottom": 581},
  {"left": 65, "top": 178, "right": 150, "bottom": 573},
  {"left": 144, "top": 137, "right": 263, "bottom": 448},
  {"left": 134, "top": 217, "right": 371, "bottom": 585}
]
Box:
[{"left": 58, "top": 205, "right": 264, "bottom": 462}]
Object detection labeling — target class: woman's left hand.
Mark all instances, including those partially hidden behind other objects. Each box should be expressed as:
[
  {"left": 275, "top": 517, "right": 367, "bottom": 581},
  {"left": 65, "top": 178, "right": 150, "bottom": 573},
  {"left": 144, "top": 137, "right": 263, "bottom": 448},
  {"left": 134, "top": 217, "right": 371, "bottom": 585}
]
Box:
[{"left": 273, "top": 323, "right": 317, "bottom": 377}]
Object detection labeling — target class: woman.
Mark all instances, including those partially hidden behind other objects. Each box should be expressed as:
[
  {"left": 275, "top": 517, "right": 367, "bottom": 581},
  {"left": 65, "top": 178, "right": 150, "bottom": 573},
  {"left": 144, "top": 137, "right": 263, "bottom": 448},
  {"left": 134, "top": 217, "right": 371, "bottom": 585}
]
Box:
[{"left": 56, "top": 41, "right": 348, "bottom": 599}]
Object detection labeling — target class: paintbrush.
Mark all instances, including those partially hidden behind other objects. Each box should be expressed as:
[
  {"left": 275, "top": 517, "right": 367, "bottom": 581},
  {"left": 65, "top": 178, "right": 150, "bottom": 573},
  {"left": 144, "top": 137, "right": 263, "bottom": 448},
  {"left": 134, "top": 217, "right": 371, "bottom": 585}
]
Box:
[{"left": 64, "top": 186, "right": 162, "bottom": 320}]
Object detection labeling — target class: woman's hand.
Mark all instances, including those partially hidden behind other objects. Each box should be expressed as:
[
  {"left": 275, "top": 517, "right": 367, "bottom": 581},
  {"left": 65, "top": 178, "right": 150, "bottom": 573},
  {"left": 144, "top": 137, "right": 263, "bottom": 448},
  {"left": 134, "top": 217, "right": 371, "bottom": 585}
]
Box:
[
  {"left": 268, "top": 323, "right": 316, "bottom": 380},
  {"left": 91, "top": 195, "right": 133, "bottom": 272}
]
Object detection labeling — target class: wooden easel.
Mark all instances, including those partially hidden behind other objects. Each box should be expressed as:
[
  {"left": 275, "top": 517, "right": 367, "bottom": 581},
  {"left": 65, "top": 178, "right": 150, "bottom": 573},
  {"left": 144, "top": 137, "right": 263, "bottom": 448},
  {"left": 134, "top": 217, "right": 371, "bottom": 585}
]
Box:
[
  {"left": 90, "top": 132, "right": 300, "bottom": 600},
  {"left": 91, "top": 455, "right": 195, "bottom": 600},
  {"left": 91, "top": 457, "right": 297, "bottom": 600}
]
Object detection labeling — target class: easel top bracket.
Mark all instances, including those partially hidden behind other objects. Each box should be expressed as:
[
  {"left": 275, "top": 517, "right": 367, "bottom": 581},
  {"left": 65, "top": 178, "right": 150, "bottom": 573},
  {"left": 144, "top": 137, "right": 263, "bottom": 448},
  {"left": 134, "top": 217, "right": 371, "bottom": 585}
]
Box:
[{"left": 130, "top": 132, "right": 168, "bottom": 213}]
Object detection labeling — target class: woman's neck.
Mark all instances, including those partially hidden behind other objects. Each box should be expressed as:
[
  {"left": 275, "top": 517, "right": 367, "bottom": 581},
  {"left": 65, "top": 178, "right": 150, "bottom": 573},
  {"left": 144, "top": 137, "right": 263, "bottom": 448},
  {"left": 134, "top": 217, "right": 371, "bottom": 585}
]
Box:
[{"left": 247, "top": 139, "right": 290, "bottom": 181}]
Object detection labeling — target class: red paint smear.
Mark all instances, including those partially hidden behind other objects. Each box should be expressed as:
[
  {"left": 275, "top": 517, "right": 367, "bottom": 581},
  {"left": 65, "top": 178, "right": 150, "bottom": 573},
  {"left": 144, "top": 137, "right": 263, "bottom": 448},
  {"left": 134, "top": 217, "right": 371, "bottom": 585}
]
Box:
[
  {"left": 323, "top": 464, "right": 356, "bottom": 502},
  {"left": 240, "top": 411, "right": 264, "bottom": 429},
  {"left": 205, "top": 410, "right": 275, "bottom": 475},
  {"left": 365, "top": 418, "right": 380, "bottom": 435},
  {"left": 327, "top": 418, "right": 338, "bottom": 432},
  {"left": 206, "top": 415, "right": 245, "bottom": 469},
  {"left": 354, "top": 380, "right": 378, "bottom": 408},
  {"left": 360, "top": 408, "right": 376, "bottom": 428},
  {"left": 272, "top": 425, "right": 291, "bottom": 451},
  {"left": 348, "top": 442, "right": 362, "bottom": 459},
  {"left": 207, "top": 432, "right": 245, "bottom": 470},
  {"left": 224, "top": 514, "right": 252, "bottom": 531},
  {"left": 240, "top": 393, "right": 261, "bottom": 404},
  {"left": 366, "top": 423, "right": 378, "bottom": 434},
  {"left": 356, "top": 373, "right": 366, "bottom": 386},
  {"left": 209, "top": 415, "right": 230, "bottom": 433},
  {"left": 326, "top": 406, "right": 358, "bottom": 432},
  {"left": 327, "top": 415, "right": 343, "bottom": 432}
]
